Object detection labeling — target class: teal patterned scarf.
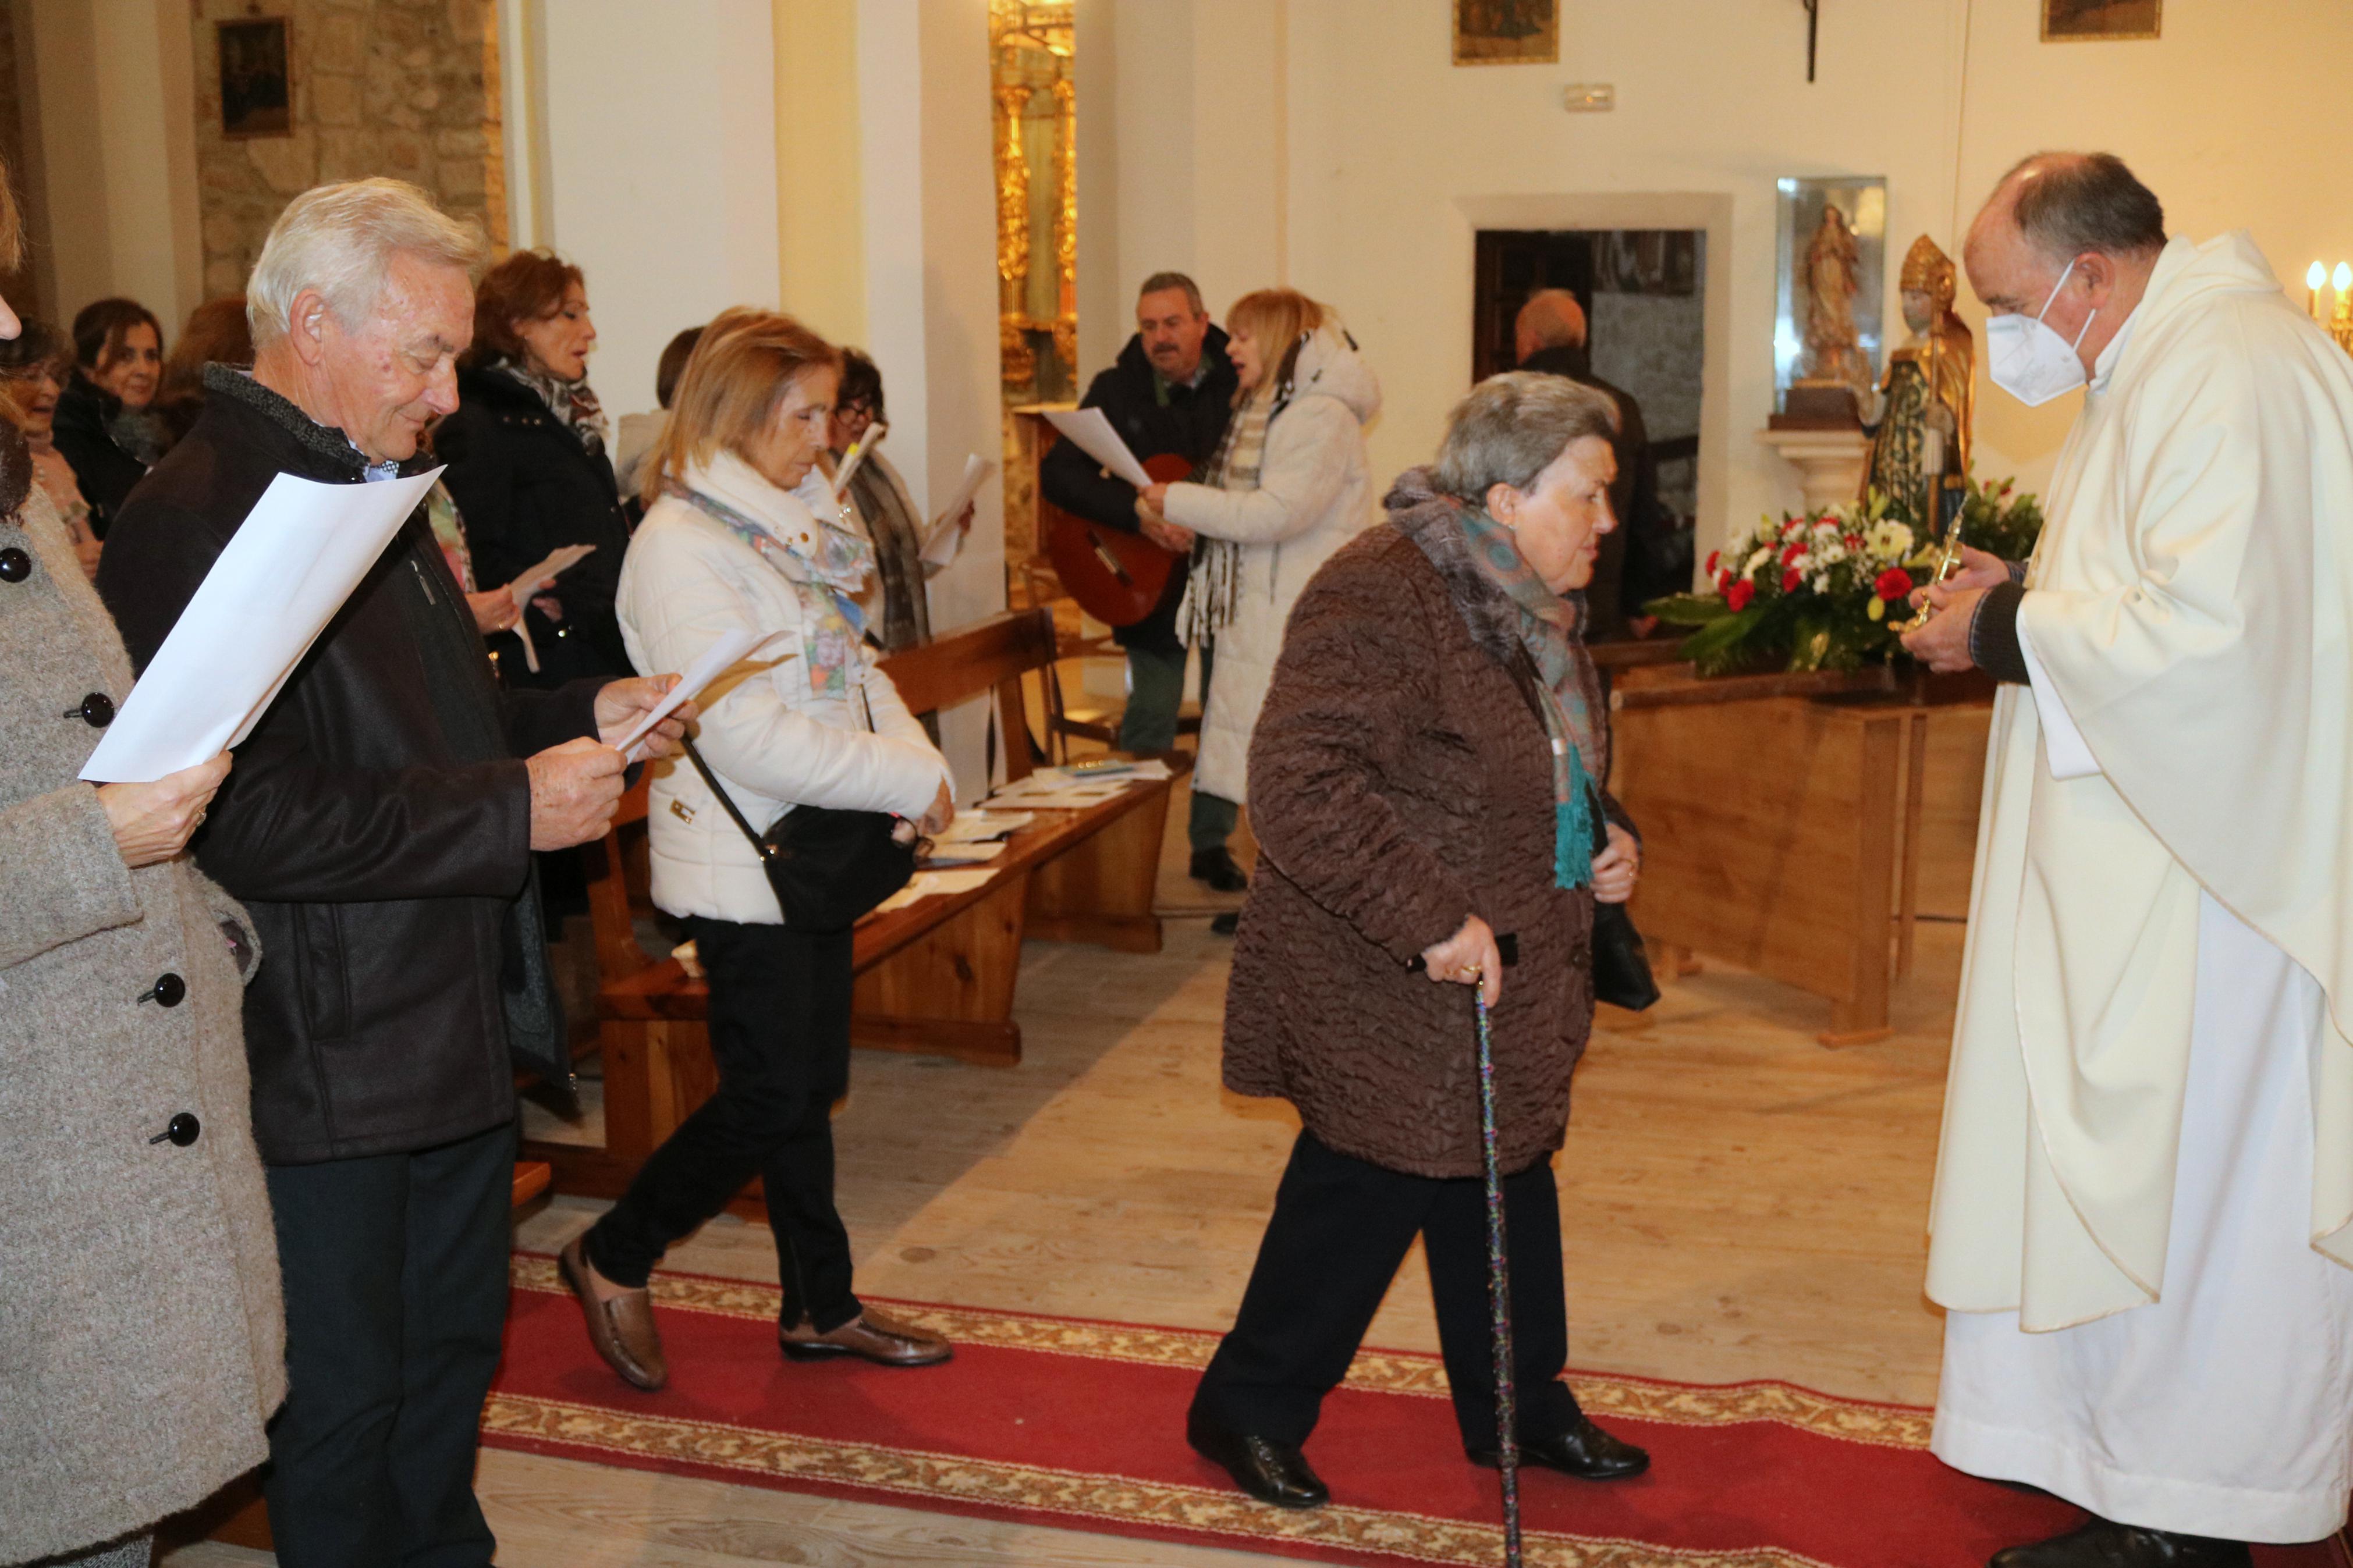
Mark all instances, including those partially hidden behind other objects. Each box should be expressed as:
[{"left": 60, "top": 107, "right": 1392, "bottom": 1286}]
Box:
[
  {"left": 1457, "top": 507, "right": 1599, "bottom": 891},
  {"left": 668, "top": 482, "right": 874, "bottom": 699}
]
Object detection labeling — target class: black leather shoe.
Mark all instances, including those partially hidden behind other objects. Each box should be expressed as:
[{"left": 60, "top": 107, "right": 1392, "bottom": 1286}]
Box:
[
  {"left": 1469, "top": 1414, "right": 1650, "bottom": 1481},
  {"left": 1190, "top": 847, "right": 1250, "bottom": 893},
  {"left": 1210, "top": 911, "right": 1240, "bottom": 937},
  {"left": 1989, "top": 1520, "right": 2251, "bottom": 1568},
  {"left": 1186, "top": 1411, "right": 1329, "bottom": 1509}
]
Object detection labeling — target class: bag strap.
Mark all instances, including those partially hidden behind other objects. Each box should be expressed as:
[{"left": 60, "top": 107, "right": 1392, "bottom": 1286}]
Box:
[{"left": 679, "top": 738, "right": 776, "bottom": 863}]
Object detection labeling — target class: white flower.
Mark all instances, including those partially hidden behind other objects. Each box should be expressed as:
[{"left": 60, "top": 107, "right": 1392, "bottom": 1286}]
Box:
[
  {"left": 1744, "top": 546, "right": 1773, "bottom": 575},
  {"left": 1865, "top": 520, "right": 1914, "bottom": 562}
]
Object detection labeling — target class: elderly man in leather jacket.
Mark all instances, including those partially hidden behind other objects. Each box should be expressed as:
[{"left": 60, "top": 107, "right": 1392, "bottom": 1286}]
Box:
[{"left": 98, "top": 180, "right": 690, "bottom": 1568}]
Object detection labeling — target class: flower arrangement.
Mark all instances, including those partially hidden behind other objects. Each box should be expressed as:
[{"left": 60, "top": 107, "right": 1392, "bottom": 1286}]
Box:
[{"left": 1645, "top": 478, "right": 2045, "bottom": 676}]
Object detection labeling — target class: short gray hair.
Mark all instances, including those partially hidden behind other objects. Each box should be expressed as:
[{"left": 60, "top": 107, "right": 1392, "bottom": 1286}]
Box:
[
  {"left": 1434, "top": 371, "right": 1619, "bottom": 499},
  {"left": 247, "top": 178, "right": 486, "bottom": 348},
  {"left": 2003, "top": 152, "right": 2166, "bottom": 264}
]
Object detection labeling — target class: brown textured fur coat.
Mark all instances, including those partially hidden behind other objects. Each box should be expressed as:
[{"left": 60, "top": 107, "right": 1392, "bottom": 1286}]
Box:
[{"left": 1222, "top": 473, "right": 1606, "bottom": 1178}]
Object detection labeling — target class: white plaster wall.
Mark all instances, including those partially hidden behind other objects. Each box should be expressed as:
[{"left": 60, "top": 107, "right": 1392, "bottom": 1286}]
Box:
[
  {"left": 855, "top": 0, "right": 1006, "bottom": 797},
  {"left": 22, "top": 0, "right": 201, "bottom": 330},
  {"left": 537, "top": 0, "right": 780, "bottom": 421}
]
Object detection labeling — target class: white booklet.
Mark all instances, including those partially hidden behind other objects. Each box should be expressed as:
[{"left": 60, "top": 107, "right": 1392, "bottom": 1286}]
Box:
[
  {"left": 1042, "top": 407, "right": 1153, "bottom": 489},
  {"left": 920, "top": 454, "right": 996, "bottom": 570},
  {"left": 82, "top": 467, "right": 444, "bottom": 784}
]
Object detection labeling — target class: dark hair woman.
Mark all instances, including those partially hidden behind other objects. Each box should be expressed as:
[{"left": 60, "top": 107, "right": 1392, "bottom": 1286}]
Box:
[
  {"left": 54, "top": 297, "right": 165, "bottom": 535},
  {"left": 823, "top": 347, "right": 972, "bottom": 653},
  {"left": 1185, "top": 371, "right": 1649, "bottom": 1508},
  {"left": 150, "top": 296, "right": 253, "bottom": 451},
  {"left": 0, "top": 322, "right": 101, "bottom": 579},
  {"left": 434, "top": 248, "right": 630, "bottom": 688},
  {"left": 558, "top": 309, "right": 957, "bottom": 1391}
]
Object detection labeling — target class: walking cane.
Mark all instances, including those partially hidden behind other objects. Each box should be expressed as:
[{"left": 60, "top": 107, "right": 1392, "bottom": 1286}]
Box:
[{"left": 1474, "top": 980, "right": 1524, "bottom": 1568}]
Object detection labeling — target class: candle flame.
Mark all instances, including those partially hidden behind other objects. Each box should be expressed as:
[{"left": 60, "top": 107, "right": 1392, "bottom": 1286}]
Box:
[
  {"left": 2312, "top": 261, "right": 2330, "bottom": 290},
  {"left": 2336, "top": 262, "right": 2352, "bottom": 293}
]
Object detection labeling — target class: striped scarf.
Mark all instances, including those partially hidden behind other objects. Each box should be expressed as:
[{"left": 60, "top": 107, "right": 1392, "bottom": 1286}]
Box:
[
  {"left": 1174, "top": 394, "right": 1272, "bottom": 646},
  {"left": 668, "top": 482, "right": 874, "bottom": 699},
  {"left": 1457, "top": 506, "right": 1600, "bottom": 891}
]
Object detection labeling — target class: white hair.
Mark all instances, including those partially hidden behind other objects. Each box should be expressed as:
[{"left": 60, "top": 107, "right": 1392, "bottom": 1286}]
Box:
[{"left": 246, "top": 178, "right": 485, "bottom": 348}]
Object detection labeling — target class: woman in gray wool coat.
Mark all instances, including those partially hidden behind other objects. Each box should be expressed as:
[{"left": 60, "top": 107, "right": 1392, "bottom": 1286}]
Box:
[{"left": 0, "top": 161, "right": 282, "bottom": 1568}]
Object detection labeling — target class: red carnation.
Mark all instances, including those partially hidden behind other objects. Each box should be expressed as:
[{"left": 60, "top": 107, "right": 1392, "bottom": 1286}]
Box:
[
  {"left": 1845, "top": 534, "right": 1864, "bottom": 550},
  {"left": 1725, "top": 579, "right": 1755, "bottom": 611},
  {"left": 1781, "top": 567, "right": 1805, "bottom": 593},
  {"left": 1875, "top": 567, "right": 1914, "bottom": 600},
  {"left": 1781, "top": 541, "right": 1807, "bottom": 565},
  {"left": 1705, "top": 550, "right": 1721, "bottom": 577}
]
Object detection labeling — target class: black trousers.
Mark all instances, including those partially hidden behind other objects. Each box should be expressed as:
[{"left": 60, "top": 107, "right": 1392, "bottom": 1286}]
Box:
[
  {"left": 586, "top": 917, "right": 860, "bottom": 1332},
  {"left": 261, "top": 1119, "right": 514, "bottom": 1568},
  {"left": 1191, "top": 1130, "right": 1581, "bottom": 1449}
]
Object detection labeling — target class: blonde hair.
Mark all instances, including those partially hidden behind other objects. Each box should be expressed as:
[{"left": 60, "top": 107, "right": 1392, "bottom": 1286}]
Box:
[
  {"left": 1224, "top": 288, "right": 1325, "bottom": 407},
  {"left": 246, "top": 178, "right": 485, "bottom": 348},
  {"left": 640, "top": 307, "right": 841, "bottom": 508}
]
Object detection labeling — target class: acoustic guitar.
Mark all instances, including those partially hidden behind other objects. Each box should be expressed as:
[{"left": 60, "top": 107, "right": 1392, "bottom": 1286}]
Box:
[{"left": 1039, "top": 449, "right": 1197, "bottom": 628}]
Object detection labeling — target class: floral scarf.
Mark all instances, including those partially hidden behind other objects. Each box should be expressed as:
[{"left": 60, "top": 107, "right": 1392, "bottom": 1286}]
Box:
[
  {"left": 668, "top": 479, "right": 875, "bottom": 699},
  {"left": 1456, "top": 505, "right": 1600, "bottom": 891},
  {"left": 499, "top": 359, "right": 609, "bottom": 458}
]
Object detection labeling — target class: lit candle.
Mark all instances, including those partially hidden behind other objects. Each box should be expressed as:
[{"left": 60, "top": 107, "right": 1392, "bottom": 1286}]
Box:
[
  {"left": 2334, "top": 263, "right": 2352, "bottom": 328},
  {"left": 2311, "top": 261, "right": 2330, "bottom": 322}
]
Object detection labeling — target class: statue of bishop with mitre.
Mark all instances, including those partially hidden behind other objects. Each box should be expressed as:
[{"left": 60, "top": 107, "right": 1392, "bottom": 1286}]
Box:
[{"left": 1864, "top": 234, "right": 1976, "bottom": 524}]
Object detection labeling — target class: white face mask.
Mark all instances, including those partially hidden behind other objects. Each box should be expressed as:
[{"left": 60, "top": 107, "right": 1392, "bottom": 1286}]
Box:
[{"left": 1986, "top": 258, "right": 2095, "bottom": 407}]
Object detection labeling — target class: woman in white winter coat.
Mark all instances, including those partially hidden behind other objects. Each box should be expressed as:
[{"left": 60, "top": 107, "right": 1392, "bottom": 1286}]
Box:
[
  {"left": 1137, "top": 290, "right": 1381, "bottom": 912},
  {"left": 559, "top": 308, "right": 957, "bottom": 1391}
]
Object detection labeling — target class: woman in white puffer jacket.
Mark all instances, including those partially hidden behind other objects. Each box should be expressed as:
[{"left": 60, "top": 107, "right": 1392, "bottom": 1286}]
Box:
[
  {"left": 558, "top": 309, "right": 957, "bottom": 1394},
  {"left": 1137, "top": 291, "right": 1380, "bottom": 910}
]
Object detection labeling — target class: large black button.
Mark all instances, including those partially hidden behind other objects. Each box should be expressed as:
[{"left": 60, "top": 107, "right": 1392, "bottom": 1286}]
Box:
[
  {"left": 162, "top": 1112, "right": 200, "bottom": 1147},
  {"left": 66, "top": 692, "right": 115, "bottom": 728},
  {"left": 0, "top": 547, "right": 27, "bottom": 582},
  {"left": 140, "top": 972, "right": 186, "bottom": 1007}
]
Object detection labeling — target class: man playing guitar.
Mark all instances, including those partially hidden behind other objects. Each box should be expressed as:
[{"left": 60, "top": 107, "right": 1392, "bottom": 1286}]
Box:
[{"left": 1039, "top": 272, "right": 1245, "bottom": 893}]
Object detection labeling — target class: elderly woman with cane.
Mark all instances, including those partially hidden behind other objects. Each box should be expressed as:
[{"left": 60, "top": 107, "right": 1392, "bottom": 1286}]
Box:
[{"left": 1186, "top": 372, "right": 1648, "bottom": 1511}]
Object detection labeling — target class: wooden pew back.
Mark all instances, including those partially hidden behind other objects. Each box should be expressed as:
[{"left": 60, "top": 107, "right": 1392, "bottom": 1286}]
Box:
[{"left": 877, "top": 606, "right": 1058, "bottom": 783}]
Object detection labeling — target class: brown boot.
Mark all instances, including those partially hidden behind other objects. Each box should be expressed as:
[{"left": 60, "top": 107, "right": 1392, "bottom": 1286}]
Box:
[
  {"left": 778, "top": 1304, "right": 952, "bottom": 1367},
  {"left": 559, "top": 1236, "right": 667, "bottom": 1391}
]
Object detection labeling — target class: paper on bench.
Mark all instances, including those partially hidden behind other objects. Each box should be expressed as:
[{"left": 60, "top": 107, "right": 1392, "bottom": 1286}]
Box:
[
  {"left": 614, "top": 627, "right": 792, "bottom": 761},
  {"left": 922, "top": 840, "right": 1007, "bottom": 866},
  {"left": 1042, "top": 408, "right": 1154, "bottom": 489},
  {"left": 82, "top": 466, "right": 443, "bottom": 783},
  {"left": 934, "top": 810, "right": 1033, "bottom": 842},
  {"left": 873, "top": 867, "right": 1000, "bottom": 912}
]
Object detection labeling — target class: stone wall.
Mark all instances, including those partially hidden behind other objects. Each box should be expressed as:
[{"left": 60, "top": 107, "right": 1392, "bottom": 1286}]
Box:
[{"left": 190, "top": 0, "right": 506, "bottom": 301}]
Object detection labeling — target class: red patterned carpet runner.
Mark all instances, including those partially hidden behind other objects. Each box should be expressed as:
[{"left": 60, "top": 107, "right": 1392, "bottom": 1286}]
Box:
[{"left": 489, "top": 1254, "right": 2350, "bottom": 1568}]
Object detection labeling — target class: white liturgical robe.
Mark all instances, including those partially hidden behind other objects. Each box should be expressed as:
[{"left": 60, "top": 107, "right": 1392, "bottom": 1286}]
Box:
[{"left": 1926, "top": 233, "right": 2353, "bottom": 1541}]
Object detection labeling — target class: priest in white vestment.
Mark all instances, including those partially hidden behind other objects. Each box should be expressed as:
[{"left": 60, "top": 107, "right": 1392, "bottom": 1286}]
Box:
[{"left": 1903, "top": 152, "right": 2353, "bottom": 1568}]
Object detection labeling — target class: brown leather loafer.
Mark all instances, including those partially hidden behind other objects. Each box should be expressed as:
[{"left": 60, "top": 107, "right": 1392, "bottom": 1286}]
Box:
[
  {"left": 778, "top": 1305, "right": 952, "bottom": 1367},
  {"left": 559, "top": 1236, "right": 667, "bottom": 1391}
]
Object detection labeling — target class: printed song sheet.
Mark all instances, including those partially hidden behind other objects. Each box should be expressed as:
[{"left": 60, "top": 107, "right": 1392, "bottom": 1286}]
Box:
[{"left": 82, "top": 467, "right": 443, "bottom": 783}]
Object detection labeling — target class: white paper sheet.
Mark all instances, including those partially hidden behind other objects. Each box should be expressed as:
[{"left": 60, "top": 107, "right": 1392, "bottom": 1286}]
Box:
[
  {"left": 507, "top": 542, "right": 598, "bottom": 674},
  {"left": 920, "top": 454, "right": 995, "bottom": 570},
  {"left": 829, "top": 422, "right": 884, "bottom": 500},
  {"left": 81, "top": 467, "right": 444, "bottom": 783},
  {"left": 614, "top": 627, "right": 793, "bottom": 761},
  {"left": 873, "top": 867, "right": 1001, "bottom": 913},
  {"left": 921, "top": 839, "right": 1007, "bottom": 866},
  {"left": 1042, "top": 407, "right": 1154, "bottom": 489},
  {"left": 934, "top": 809, "right": 1034, "bottom": 843}
]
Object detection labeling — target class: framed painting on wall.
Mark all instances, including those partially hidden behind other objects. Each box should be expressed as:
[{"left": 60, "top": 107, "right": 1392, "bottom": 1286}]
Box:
[
  {"left": 2042, "top": 0, "right": 2161, "bottom": 41},
  {"left": 1454, "top": 0, "right": 1559, "bottom": 66},
  {"left": 217, "top": 17, "right": 292, "bottom": 139}
]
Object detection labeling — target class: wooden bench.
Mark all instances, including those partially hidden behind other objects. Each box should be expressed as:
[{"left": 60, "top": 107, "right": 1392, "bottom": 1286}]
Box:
[{"left": 524, "top": 607, "right": 1177, "bottom": 1200}]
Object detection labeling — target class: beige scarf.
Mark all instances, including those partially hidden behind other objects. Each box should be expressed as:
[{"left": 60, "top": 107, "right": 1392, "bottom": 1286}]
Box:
[{"left": 1174, "top": 393, "right": 1272, "bottom": 646}]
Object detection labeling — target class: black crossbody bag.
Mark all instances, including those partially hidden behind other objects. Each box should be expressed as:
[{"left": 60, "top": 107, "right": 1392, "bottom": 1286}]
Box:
[{"left": 678, "top": 738, "right": 916, "bottom": 932}]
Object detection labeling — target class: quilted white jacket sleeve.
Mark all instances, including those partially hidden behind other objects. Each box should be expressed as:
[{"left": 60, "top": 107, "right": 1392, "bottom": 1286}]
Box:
[
  {"left": 619, "top": 506, "right": 949, "bottom": 821},
  {"left": 1161, "top": 397, "right": 1359, "bottom": 546}
]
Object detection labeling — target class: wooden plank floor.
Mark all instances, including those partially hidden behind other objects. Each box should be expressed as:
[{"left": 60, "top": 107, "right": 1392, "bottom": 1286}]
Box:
[{"left": 168, "top": 760, "right": 1964, "bottom": 1566}]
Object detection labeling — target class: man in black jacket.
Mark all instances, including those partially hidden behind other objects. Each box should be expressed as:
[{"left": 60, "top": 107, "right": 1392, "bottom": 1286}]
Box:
[
  {"left": 1514, "top": 289, "right": 1667, "bottom": 642},
  {"left": 97, "top": 179, "right": 688, "bottom": 1568},
  {"left": 1040, "top": 272, "right": 1246, "bottom": 890}
]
